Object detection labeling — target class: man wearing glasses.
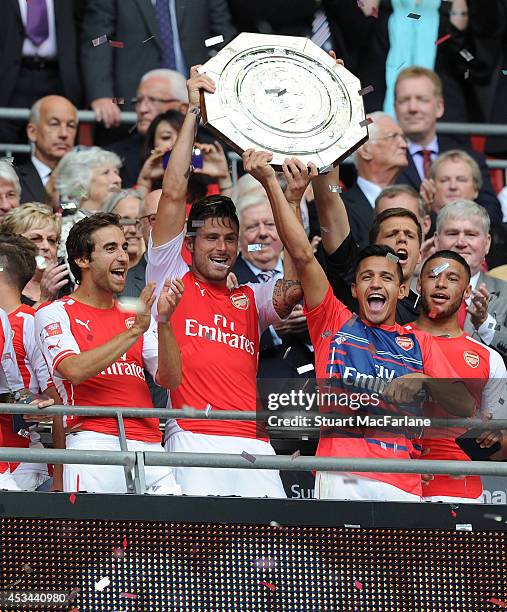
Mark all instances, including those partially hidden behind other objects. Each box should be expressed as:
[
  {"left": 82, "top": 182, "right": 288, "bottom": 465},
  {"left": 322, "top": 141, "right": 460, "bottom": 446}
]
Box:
[
  {"left": 342, "top": 112, "right": 408, "bottom": 249},
  {"left": 108, "top": 69, "right": 189, "bottom": 187}
]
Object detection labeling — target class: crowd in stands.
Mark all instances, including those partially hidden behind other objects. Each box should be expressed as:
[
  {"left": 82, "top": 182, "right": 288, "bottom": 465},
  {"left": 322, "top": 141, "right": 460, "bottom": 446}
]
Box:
[{"left": 0, "top": 1, "right": 507, "bottom": 503}]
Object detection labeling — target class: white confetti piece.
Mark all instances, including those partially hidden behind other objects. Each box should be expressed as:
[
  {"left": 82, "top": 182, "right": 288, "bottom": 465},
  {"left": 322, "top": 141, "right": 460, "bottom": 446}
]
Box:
[
  {"left": 431, "top": 262, "right": 450, "bottom": 275},
  {"left": 241, "top": 450, "right": 256, "bottom": 463},
  {"left": 204, "top": 404, "right": 212, "bottom": 416},
  {"left": 297, "top": 363, "right": 314, "bottom": 375},
  {"left": 386, "top": 253, "right": 399, "bottom": 264},
  {"left": 290, "top": 450, "right": 301, "bottom": 460},
  {"left": 205, "top": 35, "right": 224, "bottom": 47},
  {"left": 455, "top": 524, "right": 472, "bottom": 531},
  {"left": 95, "top": 576, "right": 110, "bottom": 591},
  {"left": 329, "top": 185, "right": 342, "bottom": 193},
  {"left": 460, "top": 49, "right": 474, "bottom": 62},
  {"left": 117, "top": 298, "right": 145, "bottom": 314},
  {"left": 248, "top": 244, "right": 264, "bottom": 252},
  {"left": 35, "top": 255, "right": 48, "bottom": 270},
  {"left": 92, "top": 35, "right": 108, "bottom": 47}
]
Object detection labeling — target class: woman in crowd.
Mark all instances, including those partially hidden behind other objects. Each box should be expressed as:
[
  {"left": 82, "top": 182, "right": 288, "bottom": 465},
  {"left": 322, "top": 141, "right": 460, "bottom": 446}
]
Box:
[
  {"left": 102, "top": 189, "right": 145, "bottom": 269},
  {"left": 0, "top": 203, "right": 67, "bottom": 307}
]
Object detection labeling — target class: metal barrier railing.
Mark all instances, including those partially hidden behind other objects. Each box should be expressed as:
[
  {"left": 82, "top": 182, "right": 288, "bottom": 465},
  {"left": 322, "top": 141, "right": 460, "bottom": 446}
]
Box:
[{"left": 2, "top": 403, "right": 506, "bottom": 494}]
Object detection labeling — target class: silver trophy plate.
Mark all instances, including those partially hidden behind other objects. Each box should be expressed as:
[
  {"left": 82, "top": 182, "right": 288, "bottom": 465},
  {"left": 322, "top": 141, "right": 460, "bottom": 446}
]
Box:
[{"left": 198, "top": 32, "right": 368, "bottom": 172}]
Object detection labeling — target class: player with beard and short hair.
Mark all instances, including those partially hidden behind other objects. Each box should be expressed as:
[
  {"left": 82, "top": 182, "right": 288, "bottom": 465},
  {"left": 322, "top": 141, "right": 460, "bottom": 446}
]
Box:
[
  {"left": 413, "top": 250, "right": 507, "bottom": 503},
  {"left": 146, "top": 67, "right": 308, "bottom": 497},
  {"left": 244, "top": 148, "right": 474, "bottom": 502}
]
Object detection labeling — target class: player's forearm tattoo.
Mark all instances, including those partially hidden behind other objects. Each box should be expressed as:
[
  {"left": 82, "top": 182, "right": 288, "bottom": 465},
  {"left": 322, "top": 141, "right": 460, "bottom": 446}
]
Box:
[{"left": 272, "top": 279, "right": 303, "bottom": 318}]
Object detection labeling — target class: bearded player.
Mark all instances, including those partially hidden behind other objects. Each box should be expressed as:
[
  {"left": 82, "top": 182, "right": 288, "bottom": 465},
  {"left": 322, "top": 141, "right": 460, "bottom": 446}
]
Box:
[{"left": 414, "top": 250, "right": 507, "bottom": 503}]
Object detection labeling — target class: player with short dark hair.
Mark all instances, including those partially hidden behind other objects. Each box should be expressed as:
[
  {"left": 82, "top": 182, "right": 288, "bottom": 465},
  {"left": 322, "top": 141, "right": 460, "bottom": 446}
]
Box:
[
  {"left": 244, "top": 149, "right": 474, "bottom": 501},
  {"left": 414, "top": 250, "right": 507, "bottom": 503},
  {"left": 146, "top": 67, "right": 309, "bottom": 497},
  {"left": 35, "top": 213, "right": 183, "bottom": 494}
]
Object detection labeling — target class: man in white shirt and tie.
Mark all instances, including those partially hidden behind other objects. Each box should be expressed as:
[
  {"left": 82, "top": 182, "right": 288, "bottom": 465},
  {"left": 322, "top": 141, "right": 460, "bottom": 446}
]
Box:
[{"left": 16, "top": 95, "right": 78, "bottom": 203}]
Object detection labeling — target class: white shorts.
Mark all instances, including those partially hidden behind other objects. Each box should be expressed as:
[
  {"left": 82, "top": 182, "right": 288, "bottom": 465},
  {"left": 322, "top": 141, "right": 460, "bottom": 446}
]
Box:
[
  {"left": 165, "top": 430, "right": 286, "bottom": 498},
  {"left": 10, "top": 440, "right": 50, "bottom": 491},
  {"left": 423, "top": 495, "right": 483, "bottom": 504},
  {"left": 315, "top": 472, "right": 421, "bottom": 502},
  {"left": 0, "top": 470, "right": 21, "bottom": 490},
  {"left": 64, "top": 431, "right": 180, "bottom": 495}
]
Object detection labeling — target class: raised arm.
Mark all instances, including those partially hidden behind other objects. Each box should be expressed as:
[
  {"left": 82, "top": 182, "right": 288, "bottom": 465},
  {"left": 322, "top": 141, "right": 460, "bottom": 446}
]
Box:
[
  {"left": 312, "top": 165, "right": 350, "bottom": 255},
  {"left": 243, "top": 149, "right": 330, "bottom": 312},
  {"left": 151, "top": 66, "right": 216, "bottom": 247}
]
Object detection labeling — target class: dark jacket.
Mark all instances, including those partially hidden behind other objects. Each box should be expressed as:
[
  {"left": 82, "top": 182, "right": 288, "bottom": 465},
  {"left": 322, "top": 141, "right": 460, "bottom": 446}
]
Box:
[{"left": 16, "top": 160, "right": 46, "bottom": 204}]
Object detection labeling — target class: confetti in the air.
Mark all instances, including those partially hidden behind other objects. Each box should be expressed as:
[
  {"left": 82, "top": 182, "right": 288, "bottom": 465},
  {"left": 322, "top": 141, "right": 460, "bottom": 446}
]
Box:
[
  {"left": 204, "top": 404, "right": 212, "bottom": 416},
  {"left": 22, "top": 564, "right": 33, "bottom": 573},
  {"left": 321, "top": 331, "right": 333, "bottom": 339},
  {"left": 259, "top": 580, "right": 277, "bottom": 591},
  {"left": 359, "top": 117, "right": 373, "bottom": 128},
  {"left": 489, "top": 598, "right": 507, "bottom": 608},
  {"left": 283, "top": 346, "right": 292, "bottom": 360},
  {"left": 269, "top": 520, "right": 281, "bottom": 527},
  {"left": 484, "top": 513, "right": 503, "bottom": 521},
  {"left": 265, "top": 88, "right": 280, "bottom": 94},
  {"left": 297, "top": 363, "right": 314, "bottom": 375},
  {"left": 455, "top": 523, "right": 472, "bottom": 531},
  {"left": 431, "top": 262, "right": 450, "bottom": 275},
  {"left": 329, "top": 185, "right": 342, "bottom": 193},
  {"left": 460, "top": 49, "right": 474, "bottom": 62},
  {"left": 407, "top": 12, "right": 421, "bottom": 19},
  {"left": 503, "top": 70, "right": 507, "bottom": 75},
  {"left": 112, "top": 97, "right": 125, "bottom": 105},
  {"left": 95, "top": 576, "right": 111, "bottom": 592},
  {"left": 69, "top": 493, "right": 76, "bottom": 505},
  {"left": 120, "top": 593, "right": 138, "bottom": 600},
  {"left": 499, "top": 398, "right": 505, "bottom": 405},
  {"left": 118, "top": 297, "right": 145, "bottom": 314},
  {"left": 142, "top": 35, "right": 156, "bottom": 44},
  {"left": 109, "top": 40, "right": 125, "bottom": 48},
  {"left": 241, "top": 450, "right": 256, "bottom": 463},
  {"left": 92, "top": 35, "right": 108, "bottom": 47},
  {"left": 435, "top": 33, "right": 452, "bottom": 46},
  {"left": 113, "top": 546, "right": 125, "bottom": 560},
  {"left": 355, "top": 579, "right": 363, "bottom": 591},
  {"left": 291, "top": 450, "right": 301, "bottom": 460},
  {"left": 358, "top": 85, "right": 374, "bottom": 96},
  {"left": 451, "top": 510, "right": 457, "bottom": 518},
  {"left": 205, "top": 35, "right": 224, "bottom": 47},
  {"left": 248, "top": 244, "right": 264, "bottom": 252},
  {"left": 386, "top": 252, "right": 399, "bottom": 264},
  {"left": 35, "top": 255, "right": 48, "bottom": 270},
  {"left": 277, "top": 88, "right": 287, "bottom": 97}
]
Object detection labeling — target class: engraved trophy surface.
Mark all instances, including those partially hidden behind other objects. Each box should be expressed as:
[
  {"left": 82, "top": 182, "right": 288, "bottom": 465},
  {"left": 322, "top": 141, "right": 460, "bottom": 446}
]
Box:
[{"left": 199, "top": 32, "right": 368, "bottom": 172}]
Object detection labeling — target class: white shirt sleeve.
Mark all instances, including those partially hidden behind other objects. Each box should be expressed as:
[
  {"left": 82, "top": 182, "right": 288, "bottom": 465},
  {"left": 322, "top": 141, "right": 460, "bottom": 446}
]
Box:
[
  {"left": 21, "top": 313, "right": 53, "bottom": 393},
  {"left": 146, "top": 230, "right": 189, "bottom": 315},
  {"left": 248, "top": 277, "right": 285, "bottom": 334},
  {"left": 0, "top": 309, "right": 23, "bottom": 393},
  {"left": 34, "top": 303, "right": 80, "bottom": 378},
  {"left": 477, "top": 313, "right": 496, "bottom": 346},
  {"left": 141, "top": 317, "right": 159, "bottom": 380},
  {"left": 480, "top": 347, "right": 507, "bottom": 419}
]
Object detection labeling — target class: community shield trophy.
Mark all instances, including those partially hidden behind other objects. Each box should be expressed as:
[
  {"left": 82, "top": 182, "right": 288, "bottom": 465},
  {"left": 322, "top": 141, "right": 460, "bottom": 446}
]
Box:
[{"left": 199, "top": 32, "right": 369, "bottom": 172}]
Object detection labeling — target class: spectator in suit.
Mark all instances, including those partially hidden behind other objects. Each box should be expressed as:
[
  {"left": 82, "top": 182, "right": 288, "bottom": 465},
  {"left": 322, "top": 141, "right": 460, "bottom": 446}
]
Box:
[
  {"left": 435, "top": 199, "right": 507, "bottom": 363},
  {"left": 0, "top": 160, "right": 21, "bottom": 221},
  {"left": 343, "top": 111, "right": 408, "bottom": 248},
  {"left": 108, "top": 70, "right": 188, "bottom": 188},
  {"left": 394, "top": 66, "right": 502, "bottom": 225},
  {"left": 375, "top": 184, "right": 431, "bottom": 239},
  {"left": 80, "top": 0, "right": 236, "bottom": 134},
  {"left": 120, "top": 188, "right": 168, "bottom": 410},
  {"left": 103, "top": 189, "right": 145, "bottom": 270},
  {"left": 0, "top": 0, "right": 83, "bottom": 144},
  {"left": 16, "top": 96, "right": 78, "bottom": 204}
]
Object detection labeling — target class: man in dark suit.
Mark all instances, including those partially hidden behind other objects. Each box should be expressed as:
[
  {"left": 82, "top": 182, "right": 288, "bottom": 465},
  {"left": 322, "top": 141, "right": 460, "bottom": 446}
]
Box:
[
  {"left": 434, "top": 199, "right": 507, "bottom": 364},
  {"left": 16, "top": 95, "right": 78, "bottom": 203},
  {"left": 0, "top": 0, "right": 83, "bottom": 144},
  {"left": 80, "top": 0, "right": 236, "bottom": 133},
  {"left": 394, "top": 66, "right": 502, "bottom": 225},
  {"left": 342, "top": 111, "right": 408, "bottom": 248}
]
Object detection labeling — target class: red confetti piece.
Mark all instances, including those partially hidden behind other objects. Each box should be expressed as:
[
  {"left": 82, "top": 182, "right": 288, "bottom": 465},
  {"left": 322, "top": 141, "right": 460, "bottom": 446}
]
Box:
[
  {"left": 355, "top": 579, "right": 363, "bottom": 591},
  {"left": 260, "top": 581, "right": 276, "bottom": 591},
  {"left": 451, "top": 510, "right": 457, "bottom": 518},
  {"left": 123, "top": 536, "right": 128, "bottom": 550},
  {"left": 120, "top": 593, "right": 138, "bottom": 599},
  {"left": 69, "top": 493, "right": 76, "bottom": 505},
  {"left": 109, "top": 40, "right": 124, "bottom": 48},
  {"left": 490, "top": 598, "right": 507, "bottom": 608},
  {"left": 435, "top": 33, "right": 452, "bottom": 46},
  {"left": 113, "top": 546, "right": 125, "bottom": 560},
  {"left": 428, "top": 308, "right": 439, "bottom": 319},
  {"left": 76, "top": 474, "right": 80, "bottom": 492}
]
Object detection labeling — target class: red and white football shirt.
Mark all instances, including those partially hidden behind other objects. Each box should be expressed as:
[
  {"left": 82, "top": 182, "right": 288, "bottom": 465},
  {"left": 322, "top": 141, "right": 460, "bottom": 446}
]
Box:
[
  {"left": 419, "top": 333, "right": 507, "bottom": 499},
  {"left": 0, "top": 308, "right": 24, "bottom": 475},
  {"left": 146, "top": 230, "right": 282, "bottom": 439},
  {"left": 35, "top": 298, "right": 161, "bottom": 442},
  {"left": 0, "top": 305, "right": 55, "bottom": 471}
]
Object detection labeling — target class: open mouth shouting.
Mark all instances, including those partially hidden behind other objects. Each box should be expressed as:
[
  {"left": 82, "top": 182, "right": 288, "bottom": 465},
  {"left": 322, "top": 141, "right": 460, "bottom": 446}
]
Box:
[
  {"left": 110, "top": 265, "right": 127, "bottom": 282},
  {"left": 429, "top": 291, "right": 450, "bottom": 305},
  {"left": 209, "top": 256, "right": 230, "bottom": 270},
  {"left": 395, "top": 248, "right": 408, "bottom": 263},
  {"left": 366, "top": 292, "right": 387, "bottom": 315}
]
